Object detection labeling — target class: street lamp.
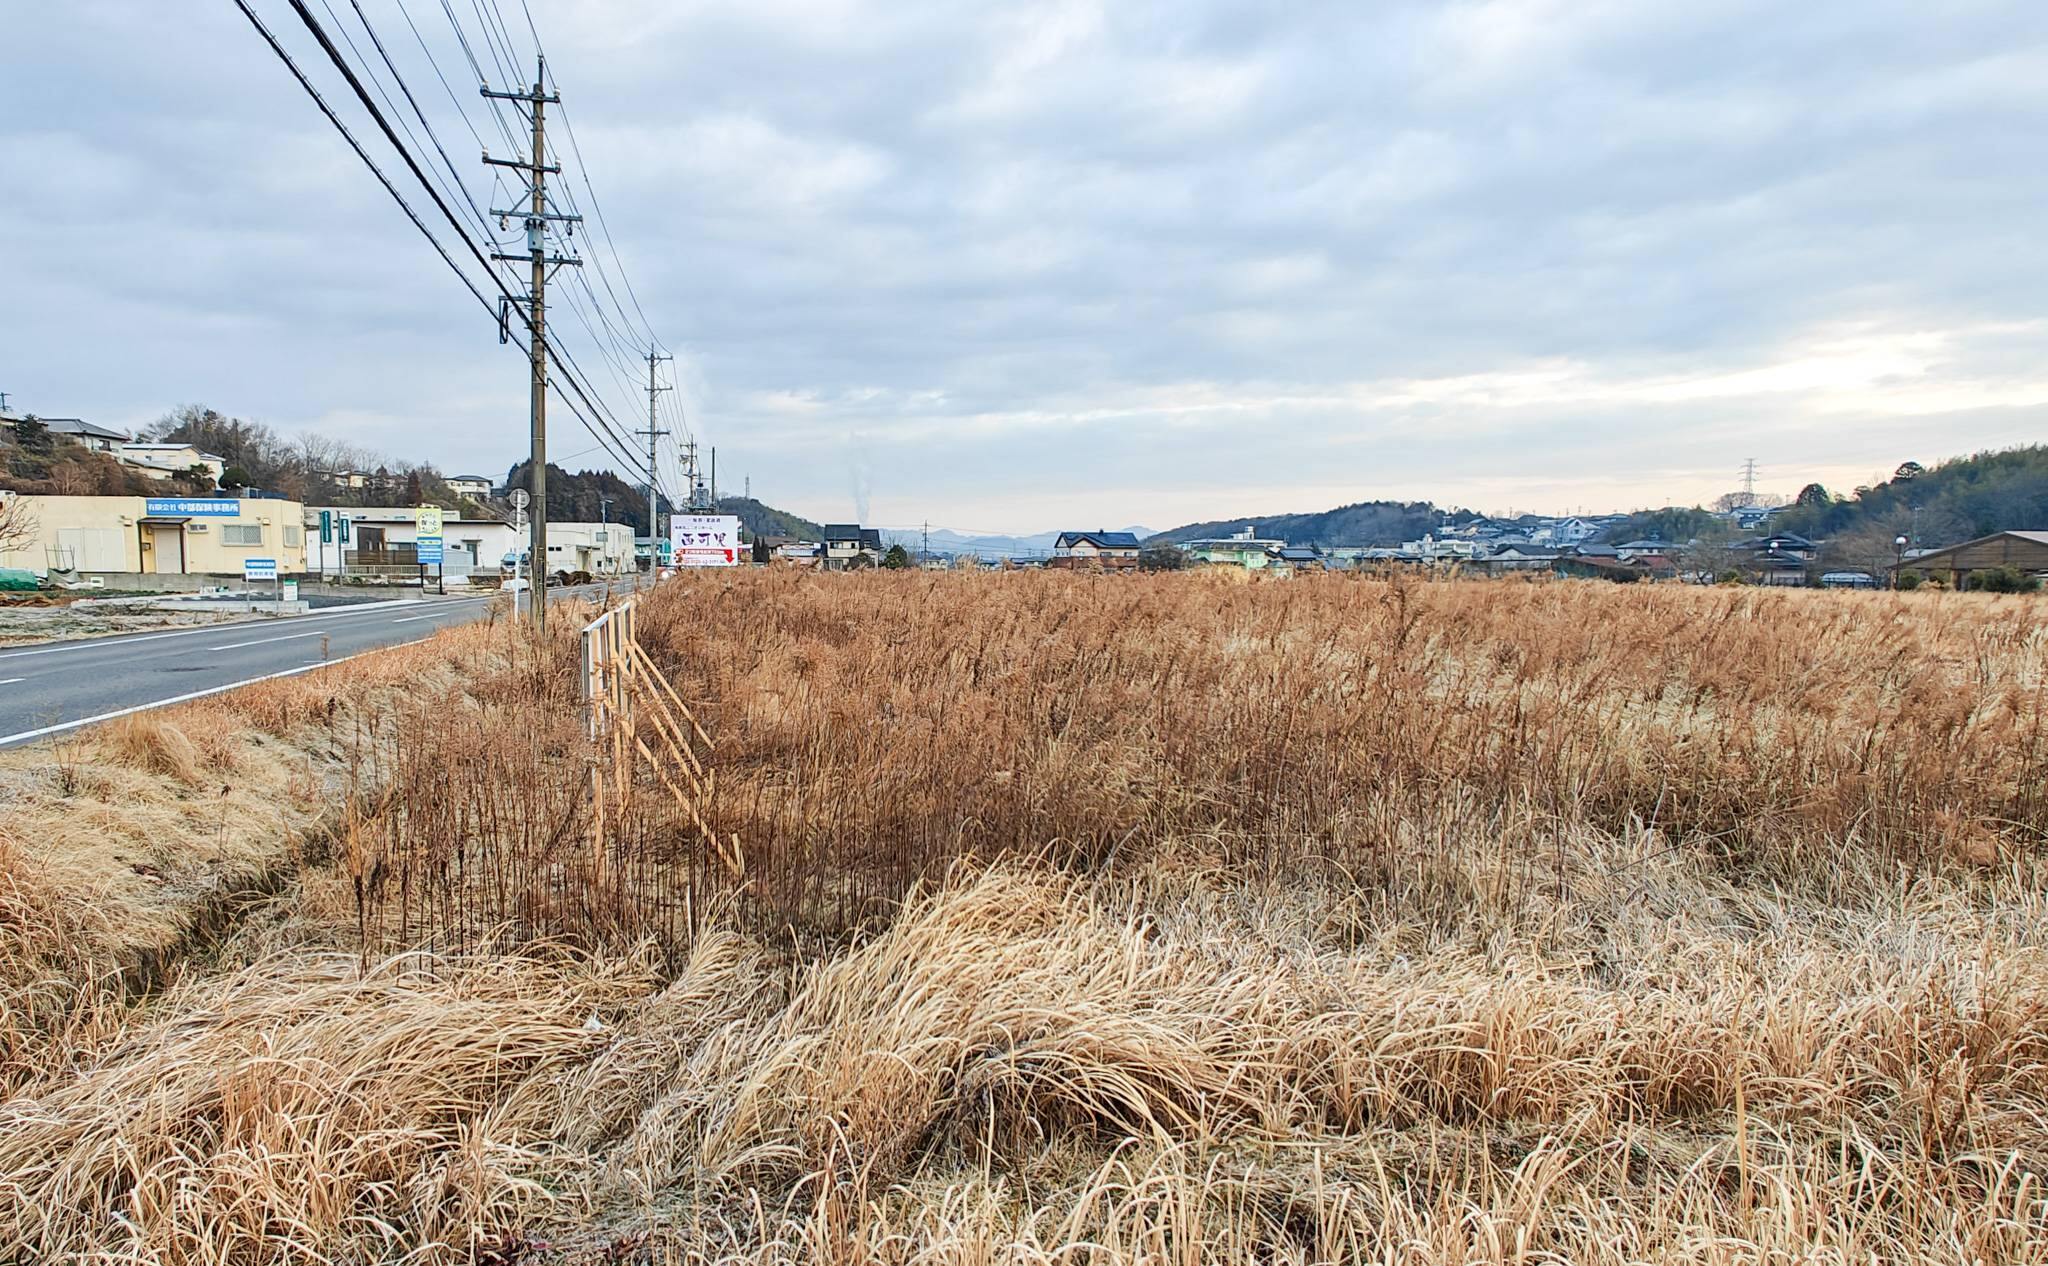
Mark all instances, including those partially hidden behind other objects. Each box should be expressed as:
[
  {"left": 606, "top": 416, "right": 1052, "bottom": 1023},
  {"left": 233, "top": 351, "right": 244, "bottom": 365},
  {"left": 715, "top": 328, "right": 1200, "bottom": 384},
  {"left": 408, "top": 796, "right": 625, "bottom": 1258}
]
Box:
[{"left": 1893, "top": 534, "right": 1909, "bottom": 589}]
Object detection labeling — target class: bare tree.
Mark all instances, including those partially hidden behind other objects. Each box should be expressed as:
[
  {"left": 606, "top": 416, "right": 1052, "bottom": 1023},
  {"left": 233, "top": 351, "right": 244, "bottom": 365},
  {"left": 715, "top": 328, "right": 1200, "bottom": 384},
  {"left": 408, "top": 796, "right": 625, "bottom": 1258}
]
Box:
[{"left": 0, "top": 495, "right": 39, "bottom": 560}]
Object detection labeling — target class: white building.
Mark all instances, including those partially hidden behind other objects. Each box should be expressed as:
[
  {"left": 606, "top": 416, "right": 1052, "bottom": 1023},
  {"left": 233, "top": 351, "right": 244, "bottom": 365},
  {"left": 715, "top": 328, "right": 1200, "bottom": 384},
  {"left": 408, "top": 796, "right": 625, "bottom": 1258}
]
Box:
[
  {"left": 542, "top": 522, "right": 635, "bottom": 576},
  {"left": 1399, "top": 534, "right": 1484, "bottom": 561},
  {"left": 1549, "top": 517, "right": 1601, "bottom": 546},
  {"left": 306, "top": 506, "right": 521, "bottom": 584},
  {"left": 118, "top": 442, "right": 225, "bottom": 484},
  {"left": 445, "top": 474, "right": 494, "bottom": 500}
]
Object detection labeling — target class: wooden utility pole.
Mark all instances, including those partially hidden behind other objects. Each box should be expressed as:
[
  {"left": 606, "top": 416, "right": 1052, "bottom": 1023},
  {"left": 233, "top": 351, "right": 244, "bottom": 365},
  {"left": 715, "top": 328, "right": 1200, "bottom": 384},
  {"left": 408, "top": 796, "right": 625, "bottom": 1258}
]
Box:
[{"left": 485, "top": 58, "right": 579, "bottom": 628}]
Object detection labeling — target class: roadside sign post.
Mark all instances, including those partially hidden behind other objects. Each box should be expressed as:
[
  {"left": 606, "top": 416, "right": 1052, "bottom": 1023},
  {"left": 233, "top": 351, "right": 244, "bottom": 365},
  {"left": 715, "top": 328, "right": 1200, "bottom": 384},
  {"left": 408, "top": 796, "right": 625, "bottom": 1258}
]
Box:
[
  {"left": 244, "top": 557, "right": 279, "bottom": 610},
  {"left": 509, "top": 490, "right": 530, "bottom": 620},
  {"left": 414, "top": 505, "right": 445, "bottom": 595}
]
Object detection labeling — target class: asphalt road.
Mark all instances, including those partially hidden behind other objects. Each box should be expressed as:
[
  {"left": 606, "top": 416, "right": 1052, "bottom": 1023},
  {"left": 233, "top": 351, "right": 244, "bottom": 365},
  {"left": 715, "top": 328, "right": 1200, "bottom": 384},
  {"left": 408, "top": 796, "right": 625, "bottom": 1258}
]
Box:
[{"left": 0, "top": 579, "right": 643, "bottom": 747}]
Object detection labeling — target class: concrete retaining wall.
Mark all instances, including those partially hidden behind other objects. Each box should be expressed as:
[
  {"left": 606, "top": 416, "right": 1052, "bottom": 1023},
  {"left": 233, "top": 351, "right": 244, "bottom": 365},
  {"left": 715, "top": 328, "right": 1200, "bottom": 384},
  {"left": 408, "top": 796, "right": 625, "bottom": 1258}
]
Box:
[{"left": 64, "top": 572, "right": 426, "bottom": 601}]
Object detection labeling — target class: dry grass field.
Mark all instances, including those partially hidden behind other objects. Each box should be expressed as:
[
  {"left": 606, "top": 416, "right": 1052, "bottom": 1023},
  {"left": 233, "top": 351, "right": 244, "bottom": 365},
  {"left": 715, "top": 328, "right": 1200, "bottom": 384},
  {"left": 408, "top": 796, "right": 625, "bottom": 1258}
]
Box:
[{"left": 2, "top": 570, "right": 2045, "bottom": 1264}]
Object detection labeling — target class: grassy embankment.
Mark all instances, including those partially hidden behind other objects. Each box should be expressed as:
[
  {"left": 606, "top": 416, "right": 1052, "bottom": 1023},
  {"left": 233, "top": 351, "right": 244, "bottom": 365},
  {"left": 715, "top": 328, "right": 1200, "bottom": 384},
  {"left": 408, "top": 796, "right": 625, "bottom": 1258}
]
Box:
[{"left": 2, "top": 571, "right": 2046, "bottom": 1263}]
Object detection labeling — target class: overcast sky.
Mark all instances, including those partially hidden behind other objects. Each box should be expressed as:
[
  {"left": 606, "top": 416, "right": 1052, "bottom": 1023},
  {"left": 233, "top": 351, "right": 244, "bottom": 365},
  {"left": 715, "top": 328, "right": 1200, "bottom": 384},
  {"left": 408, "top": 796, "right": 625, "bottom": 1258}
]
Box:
[{"left": 4, "top": 0, "right": 2045, "bottom": 532}]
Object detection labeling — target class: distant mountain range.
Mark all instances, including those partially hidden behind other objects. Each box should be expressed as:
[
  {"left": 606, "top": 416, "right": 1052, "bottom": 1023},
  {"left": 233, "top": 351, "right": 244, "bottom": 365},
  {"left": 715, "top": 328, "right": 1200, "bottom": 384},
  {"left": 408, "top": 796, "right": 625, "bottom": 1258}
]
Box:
[
  {"left": 880, "top": 525, "right": 1157, "bottom": 558},
  {"left": 757, "top": 442, "right": 2048, "bottom": 557}
]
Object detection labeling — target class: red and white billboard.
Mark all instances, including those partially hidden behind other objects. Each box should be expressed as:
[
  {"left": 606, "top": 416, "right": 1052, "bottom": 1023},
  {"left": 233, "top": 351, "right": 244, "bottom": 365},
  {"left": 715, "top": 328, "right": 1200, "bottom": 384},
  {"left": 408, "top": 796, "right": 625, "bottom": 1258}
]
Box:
[{"left": 669, "top": 514, "right": 742, "bottom": 567}]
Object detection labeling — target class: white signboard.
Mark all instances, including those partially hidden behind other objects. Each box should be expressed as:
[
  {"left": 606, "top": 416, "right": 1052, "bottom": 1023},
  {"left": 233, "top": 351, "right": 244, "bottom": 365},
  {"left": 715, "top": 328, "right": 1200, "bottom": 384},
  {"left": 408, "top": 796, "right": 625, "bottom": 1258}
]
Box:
[
  {"left": 669, "top": 514, "right": 742, "bottom": 567},
  {"left": 415, "top": 506, "right": 444, "bottom": 536},
  {"left": 244, "top": 557, "right": 279, "bottom": 582}
]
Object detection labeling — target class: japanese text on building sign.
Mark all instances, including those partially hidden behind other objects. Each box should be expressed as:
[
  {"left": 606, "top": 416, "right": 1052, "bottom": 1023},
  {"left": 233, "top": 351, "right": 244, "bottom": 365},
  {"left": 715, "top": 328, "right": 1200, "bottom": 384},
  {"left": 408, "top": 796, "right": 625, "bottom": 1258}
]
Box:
[{"left": 146, "top": 498, "right": 241, "bottom": 518}]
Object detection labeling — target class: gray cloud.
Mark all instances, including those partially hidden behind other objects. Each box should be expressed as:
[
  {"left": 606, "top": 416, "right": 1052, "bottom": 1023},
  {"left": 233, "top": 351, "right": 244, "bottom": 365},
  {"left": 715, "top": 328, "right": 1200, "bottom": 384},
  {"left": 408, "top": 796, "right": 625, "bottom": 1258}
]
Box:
[{"left": 3, "top": 0, "right": 2045, "bottom": 530}]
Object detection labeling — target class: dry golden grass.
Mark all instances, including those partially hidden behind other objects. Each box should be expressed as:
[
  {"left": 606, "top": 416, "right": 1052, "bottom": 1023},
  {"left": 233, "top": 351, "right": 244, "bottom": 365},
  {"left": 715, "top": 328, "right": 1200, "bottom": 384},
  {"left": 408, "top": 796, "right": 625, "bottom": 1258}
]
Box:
[{"left": 2, "top": 572, "right": 2045, "bottom": 1263}]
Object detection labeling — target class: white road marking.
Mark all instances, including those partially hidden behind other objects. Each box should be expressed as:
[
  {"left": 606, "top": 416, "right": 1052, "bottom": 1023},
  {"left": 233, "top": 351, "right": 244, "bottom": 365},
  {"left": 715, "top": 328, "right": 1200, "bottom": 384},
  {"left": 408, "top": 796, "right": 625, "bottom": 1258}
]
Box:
[
  {"left": 0, "top": 638, "right": 433, "bottom": 748},
  {"left": 0, "top": 677, "right": 23, "bottom": 685},
  {"left": 207, "top": 631, "right": 327, "bottom": 651},
  {"left": 391, "top": 615, "right": 433, "bottom": 624}
]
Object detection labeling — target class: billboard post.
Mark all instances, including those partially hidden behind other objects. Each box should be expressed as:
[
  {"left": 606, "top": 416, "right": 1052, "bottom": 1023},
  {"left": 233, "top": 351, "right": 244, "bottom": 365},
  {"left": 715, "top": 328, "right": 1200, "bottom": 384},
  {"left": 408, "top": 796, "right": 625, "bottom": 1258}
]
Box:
[{"left": 668, "top": 514, "right": 742, "bottom": 568}]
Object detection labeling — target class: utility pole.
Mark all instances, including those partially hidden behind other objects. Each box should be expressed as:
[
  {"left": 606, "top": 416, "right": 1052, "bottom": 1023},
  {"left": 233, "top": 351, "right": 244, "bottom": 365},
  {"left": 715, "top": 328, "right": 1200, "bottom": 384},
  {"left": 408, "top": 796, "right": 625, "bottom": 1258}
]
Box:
[
  {"left": 598, "top": 495, "right": 612, "bottom": 575},
  {"left": 639, "top": 350, "right": 671, "bottom": 573},
  {"left": 485, "top": 58, "right": 580, "bottom": 628},
  {"left": 922, "top": 520, "right": 929, "bottom": 566}
]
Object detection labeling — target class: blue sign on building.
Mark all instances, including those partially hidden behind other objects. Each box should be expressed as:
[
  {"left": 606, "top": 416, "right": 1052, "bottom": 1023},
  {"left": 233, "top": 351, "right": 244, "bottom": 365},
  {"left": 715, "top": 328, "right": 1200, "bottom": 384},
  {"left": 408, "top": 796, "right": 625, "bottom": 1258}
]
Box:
[{"left": 145, "top": 498, "right": 241, "bottom": 518}]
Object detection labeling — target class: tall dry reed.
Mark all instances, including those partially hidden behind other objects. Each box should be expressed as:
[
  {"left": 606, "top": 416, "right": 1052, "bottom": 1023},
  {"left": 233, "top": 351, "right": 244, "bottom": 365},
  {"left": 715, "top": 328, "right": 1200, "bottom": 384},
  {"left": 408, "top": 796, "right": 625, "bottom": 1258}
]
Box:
[{"left": 4, "top": 571, "right": 2045, "bottom": 1262}]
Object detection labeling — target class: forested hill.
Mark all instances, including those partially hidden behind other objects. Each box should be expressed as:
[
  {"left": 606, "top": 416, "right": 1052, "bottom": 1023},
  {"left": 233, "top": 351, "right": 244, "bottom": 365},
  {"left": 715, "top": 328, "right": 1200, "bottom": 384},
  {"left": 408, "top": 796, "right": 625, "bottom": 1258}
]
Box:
[
  {"left": 714, "top": 496, "right": 823, "bottom": 541},
  {"left": 1147, "top": 500, "right": 1462, "bottom": 547},
  {"left": 1769, "top": 445, "right": 2048, "bottom": 545},
  {"left": 502, "top": 461, "right": 820, "bottom": 540},
  {"left": 504, "top": 461, "right": 663, "bottom": 535}
]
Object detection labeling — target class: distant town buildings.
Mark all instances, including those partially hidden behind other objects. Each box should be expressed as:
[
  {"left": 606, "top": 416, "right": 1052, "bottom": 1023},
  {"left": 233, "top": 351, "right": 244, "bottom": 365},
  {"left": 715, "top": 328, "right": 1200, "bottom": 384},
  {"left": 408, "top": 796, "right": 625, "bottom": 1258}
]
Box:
[{"left": 7, "top": 397, "right": 2042, "bottom": 592}]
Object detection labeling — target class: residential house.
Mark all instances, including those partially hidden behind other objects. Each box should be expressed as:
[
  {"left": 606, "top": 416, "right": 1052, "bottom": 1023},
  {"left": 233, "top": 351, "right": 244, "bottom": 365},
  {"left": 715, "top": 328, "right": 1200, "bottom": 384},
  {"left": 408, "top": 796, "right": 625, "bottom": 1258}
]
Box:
[
  {"left": 823, "top": 524, "right": 883, "bottom": 569},
  {"left": 445, "top": 475, "right": 494, "bottom": 500},
  {"left": 1745, "top": 550, "right": 1811, "bottom": 586},
  {"left": 1613, "top": 538, "right": 1680, "bottom": 560},
  {"left": 42, "top": 417, "right": 132, "bottom": 453},
  {"left": 1899, "top": 531, "right": 2048, "bottom": 588},
  {"left": 1725, "top": 504, "right": 1776, "bottom": 531},
  {"left": 1533, "top": 517, "right": 1601, "bottom": 547},
  {"left": 1268, "top": 545, "right": 1325, "bottom": 572},
  {"left": 1735, "top": 532, "right": 1820, "bottom": 563},
  {"left": 1050, "top": 530, "right": 1141, "bottom": 570},
  {"left": 0, "top": 493, "right": 307, "bottom": 578},
  {"left": 1485, "top": 543, "right": 1562, "bottom": 572},
  {"left": 117, "top": 442, "right": 225, "bottom": 485}
]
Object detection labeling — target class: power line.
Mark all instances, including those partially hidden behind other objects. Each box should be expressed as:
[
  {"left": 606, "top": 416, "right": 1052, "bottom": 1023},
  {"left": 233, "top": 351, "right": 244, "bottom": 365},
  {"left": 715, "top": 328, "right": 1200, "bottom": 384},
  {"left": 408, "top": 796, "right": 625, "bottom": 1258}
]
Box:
[
  {"left": 229, "top": 0, "right": 494, "bottom": 317},
  {"left": 267, "top": 0, "right": 653, "bottom": 483},
  {"left": 389, "top": 0, "right": 492, "bottom": 152},
  {"left": 333, "top": 0, "right": 504, "bottom": 250},
  {"left": 551, "top": 98, "right": 663, "bottom": 354},
  {"left": 241, "top": 0, "right": 688, "bottom": 538}
]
